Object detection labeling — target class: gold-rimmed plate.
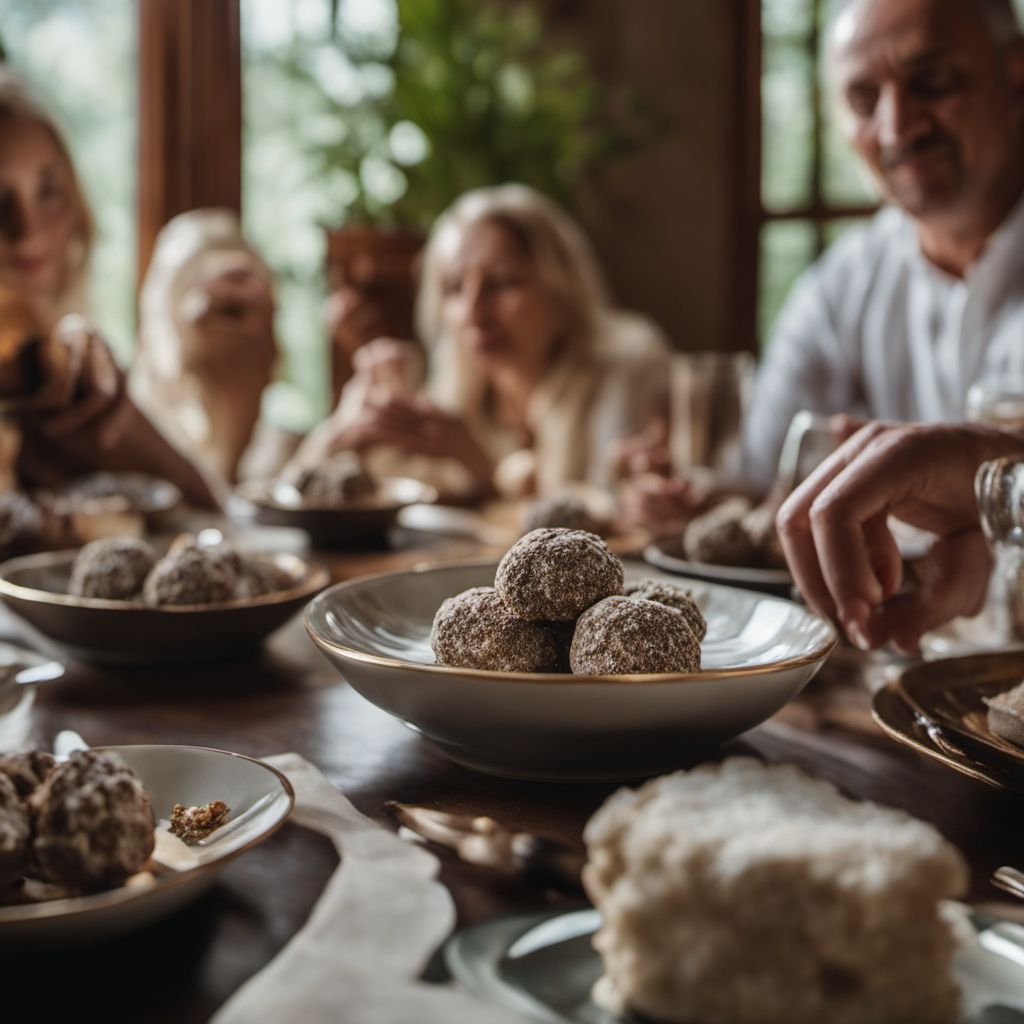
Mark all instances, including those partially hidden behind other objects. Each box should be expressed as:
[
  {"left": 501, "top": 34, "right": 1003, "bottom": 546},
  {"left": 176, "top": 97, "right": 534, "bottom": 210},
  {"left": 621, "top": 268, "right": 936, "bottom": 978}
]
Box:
[
  {"left": 0, "top": 549, "right": 329, "bottom": 666},
  {"left": 0, "top": 743, "right": 294, "bottom": 947},
  {"left": 871, "top": 683, "right": 1024, "bottom": 793},
  {"left": 305, "top": 559, "right": 836, "bottom": 781},
  {"left": 898, "top": 652, "right": 1024, "bottom": 770}
]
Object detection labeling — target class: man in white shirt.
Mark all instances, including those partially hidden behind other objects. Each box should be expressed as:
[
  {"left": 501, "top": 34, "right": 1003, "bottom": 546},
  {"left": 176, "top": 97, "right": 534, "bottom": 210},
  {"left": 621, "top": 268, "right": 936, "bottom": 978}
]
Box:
[{"left": 743, "top": 0, "right": 1024, "bottom": 489}]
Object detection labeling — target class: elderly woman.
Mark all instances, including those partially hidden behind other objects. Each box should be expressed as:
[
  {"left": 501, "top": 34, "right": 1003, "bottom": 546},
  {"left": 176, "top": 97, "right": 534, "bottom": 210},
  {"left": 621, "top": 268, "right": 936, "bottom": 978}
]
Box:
[
  {"left": 0, "top": 69, "right": 217, "bottom": 506},
  {"left": 291, "top": 183, "right": 669, "bottom": 500},
  {"left": 130, "top": 208, "right": 283, "bottom": 485}
]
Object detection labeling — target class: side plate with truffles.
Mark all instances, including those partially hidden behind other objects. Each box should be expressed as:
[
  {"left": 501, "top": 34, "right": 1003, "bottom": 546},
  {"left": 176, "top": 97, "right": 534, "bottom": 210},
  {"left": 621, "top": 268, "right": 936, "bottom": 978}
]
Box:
[
  {"left": 0, "top": 743, "right": 293, "bottom": 947},
  {"left": 0, "top": 538, "right": 329, "bottom": 666}
]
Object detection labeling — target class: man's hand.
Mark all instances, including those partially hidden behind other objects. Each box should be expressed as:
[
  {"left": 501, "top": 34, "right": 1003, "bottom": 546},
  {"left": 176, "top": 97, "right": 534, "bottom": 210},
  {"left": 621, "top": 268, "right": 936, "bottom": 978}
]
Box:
[{"left": 776, "top": 422, "right": 1024, "bottom": 653}]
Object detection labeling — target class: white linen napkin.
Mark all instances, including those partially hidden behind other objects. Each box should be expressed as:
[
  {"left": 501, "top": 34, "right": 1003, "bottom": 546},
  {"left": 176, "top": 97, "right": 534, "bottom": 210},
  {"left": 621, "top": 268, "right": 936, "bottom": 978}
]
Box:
[{"left": 211, "top": 753, "right": 528, "bottom": 1024}]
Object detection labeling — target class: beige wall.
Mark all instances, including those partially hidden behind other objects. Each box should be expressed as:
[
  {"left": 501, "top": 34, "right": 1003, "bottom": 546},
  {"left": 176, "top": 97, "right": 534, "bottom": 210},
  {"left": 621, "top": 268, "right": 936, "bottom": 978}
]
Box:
[{"left": 553, "top": 1, "right": 748, "bottom": 352}]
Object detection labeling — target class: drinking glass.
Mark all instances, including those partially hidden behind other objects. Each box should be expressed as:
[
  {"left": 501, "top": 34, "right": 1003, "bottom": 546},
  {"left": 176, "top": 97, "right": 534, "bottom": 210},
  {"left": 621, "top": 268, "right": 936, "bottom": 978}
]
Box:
[
  {"left": 976, "top": 457, "right": 1024, "bottom": 639},
  {"left": 965, "top": 377, "right": 1024, "bottom": 432},
  {"left": 668, "top": 351, "right": 755, "bottom": 480}
]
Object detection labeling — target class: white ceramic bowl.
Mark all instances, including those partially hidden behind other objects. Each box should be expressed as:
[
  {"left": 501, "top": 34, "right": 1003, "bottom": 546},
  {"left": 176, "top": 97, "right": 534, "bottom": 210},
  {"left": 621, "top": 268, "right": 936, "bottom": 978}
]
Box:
[
  {"left": 0, "top": 744, "right": 294, "bottom": 947},
  {"left": 305, "top": 560, "right": 836, "bottom": 781}
]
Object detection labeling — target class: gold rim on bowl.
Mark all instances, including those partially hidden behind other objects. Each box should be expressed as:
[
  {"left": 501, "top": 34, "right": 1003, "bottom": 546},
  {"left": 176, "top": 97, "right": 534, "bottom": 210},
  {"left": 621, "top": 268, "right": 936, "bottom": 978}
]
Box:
[
  {"left": 0, "top": 549, "right": 330, "bottom": 613},
  {"left": 304, "top": 559, "right": 838, "bottom": 687}
]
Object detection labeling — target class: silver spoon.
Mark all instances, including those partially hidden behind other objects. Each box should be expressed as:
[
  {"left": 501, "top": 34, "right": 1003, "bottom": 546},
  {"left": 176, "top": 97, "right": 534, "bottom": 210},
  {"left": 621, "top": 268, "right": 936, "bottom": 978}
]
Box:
[{"left": 994, "top": 866, "right": 1024, "bottom": 902}]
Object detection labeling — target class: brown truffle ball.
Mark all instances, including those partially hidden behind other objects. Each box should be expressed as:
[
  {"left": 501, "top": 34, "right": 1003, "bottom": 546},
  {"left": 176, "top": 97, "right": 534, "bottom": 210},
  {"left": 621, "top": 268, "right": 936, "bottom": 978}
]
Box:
[
  {"left": 0, "top": 750, "right": 57, "bottom": 799},
  {"left": 431, "top": 587, "right": 560, "bottom": 673},
  {"left": 29, "top": 750, "right": 155, "bottom": 891},
  {"left": 523, "top": 496, "right": 603, "bottom": 536},
  {"left": 0, "top": 771, "right": 30, "bottom": 889},
  {"left": 234, "top": 555, "right": 293, "bottom": 599},
  {"left": 495, "top": 528, "right": 624, "bottom": 622},
  {"left": 742, "top": 503, "right": 787, "bottom": 569},
  {"left": 623, "top": 579, "right": 707, "bottom": 642},
  {"left": 683, "top": 498, "right": 760, "bottom": 567},
  {"left": 69, "top": 537, "right": 158, "bottom": 600},
  {"left": 570, "top": 596, "right": 702, "bottom": 675},
  {"left": 0, "top": 490, "right": 45, "bottom": 551},
  {"left": 143, "top": 541, "right": 238, "bottom": 606},
  {"left": 289, "top": 454, "right": 376, "bottom": 507}
]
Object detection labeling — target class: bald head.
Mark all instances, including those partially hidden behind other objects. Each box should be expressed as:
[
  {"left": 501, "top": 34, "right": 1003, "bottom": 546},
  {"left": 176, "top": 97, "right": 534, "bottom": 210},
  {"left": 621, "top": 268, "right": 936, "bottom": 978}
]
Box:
[
  {"left": 830, "top": 0, "right": 1021, "bottom": 46},
  {"left": 828, "top": 0, "right": 1024, "bottom": 234}
]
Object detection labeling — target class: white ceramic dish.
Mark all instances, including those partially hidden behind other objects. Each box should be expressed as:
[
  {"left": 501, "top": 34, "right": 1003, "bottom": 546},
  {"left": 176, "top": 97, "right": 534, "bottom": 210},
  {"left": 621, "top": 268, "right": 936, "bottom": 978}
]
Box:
[
  {"left": 643, "top": 538, "right": 793, "bottom": 593},
  {"left": 305, "top": 560, "right": 836, "bottom": 781},
  {"left": 0, "top": 743, "right": 294, "bottom": 947},
  {"left": 445, "top": 907, "right": 1024, "bottom": 1024},
  {"left": 0, "top": 549, "right": 329, "bottom": 666}
]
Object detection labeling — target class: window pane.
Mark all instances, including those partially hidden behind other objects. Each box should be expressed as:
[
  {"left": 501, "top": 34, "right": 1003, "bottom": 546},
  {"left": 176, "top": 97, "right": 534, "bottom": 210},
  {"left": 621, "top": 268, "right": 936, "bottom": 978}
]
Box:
[
  {"left": 762, "top": 36, "right": 814, "bottom": 211},
  {"left": 2, "top": 2, "right": 136, "bottom": 362},
  {"left": 824, "top": 216, "right": 869, "bottom": 246},
  {"left": 763, "top": 0, "right": 813, "bottom": 40},
  {"left": 241, "top": 0, "right": 398, "bottom": 431},
  {"left": 758, "top": 220, "right": 816, "bottom": 343}
]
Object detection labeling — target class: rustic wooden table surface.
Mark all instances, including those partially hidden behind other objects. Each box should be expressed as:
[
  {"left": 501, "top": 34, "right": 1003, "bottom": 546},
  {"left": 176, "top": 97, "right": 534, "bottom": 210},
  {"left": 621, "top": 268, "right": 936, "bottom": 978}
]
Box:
[{"left": 2, "top": 531, "right": 1022, "bottom": 1023}]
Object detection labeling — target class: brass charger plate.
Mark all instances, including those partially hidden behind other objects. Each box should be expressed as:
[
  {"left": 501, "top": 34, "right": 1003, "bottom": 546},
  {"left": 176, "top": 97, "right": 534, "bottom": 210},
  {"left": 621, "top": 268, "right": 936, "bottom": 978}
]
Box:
[
  {"left": 872, "top": 683, "right": 1024, "bottom": 793},
  {"left": 898, "top": 651, "right": 1024, "bottom": 769}
]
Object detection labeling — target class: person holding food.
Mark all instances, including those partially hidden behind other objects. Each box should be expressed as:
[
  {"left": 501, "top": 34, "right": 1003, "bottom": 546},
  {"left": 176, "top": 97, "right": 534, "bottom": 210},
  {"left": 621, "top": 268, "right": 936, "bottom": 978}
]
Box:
[
  {"left": 0, "top": 69, "right": 218, "bottom": 507},
  {"left": 287, "top": 183, "right": 671, "bottom": 503},
  {"left": 776, "top": 420, "right": 1024, "bottom": 654},
  {"left": 130, "top": 207, "right": 291, "bottom": 485}
]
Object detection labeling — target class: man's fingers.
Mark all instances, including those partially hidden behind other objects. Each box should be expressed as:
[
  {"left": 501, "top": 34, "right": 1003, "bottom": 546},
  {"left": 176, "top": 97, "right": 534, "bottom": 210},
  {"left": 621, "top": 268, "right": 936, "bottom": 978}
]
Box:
[{"left": 882, "top": 530, "right": 992, "bottom": 654}]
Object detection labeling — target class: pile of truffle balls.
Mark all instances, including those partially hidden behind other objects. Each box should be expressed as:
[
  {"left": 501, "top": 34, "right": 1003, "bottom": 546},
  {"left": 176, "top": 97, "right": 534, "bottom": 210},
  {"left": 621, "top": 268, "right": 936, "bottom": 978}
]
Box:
[
  {"left": 431, "top": 528, "right": 706, "bottom": 675},
  {"left": 68, "top": 534, "right": 292, "bottom": 606},
  {"left": 0, "top": 749, "right": 155, "bottom": 894}
]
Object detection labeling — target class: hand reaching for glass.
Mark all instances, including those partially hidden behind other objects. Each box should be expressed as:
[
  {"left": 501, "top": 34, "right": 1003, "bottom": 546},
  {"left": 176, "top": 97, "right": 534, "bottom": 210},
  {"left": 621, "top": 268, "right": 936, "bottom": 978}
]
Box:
[{"left": 776, "top": 421, "right": 1024, "bottom": 654}]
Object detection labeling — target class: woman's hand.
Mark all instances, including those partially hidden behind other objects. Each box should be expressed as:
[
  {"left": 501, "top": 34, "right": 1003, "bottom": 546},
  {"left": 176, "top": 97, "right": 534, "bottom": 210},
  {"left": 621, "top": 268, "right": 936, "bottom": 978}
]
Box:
[
  {"left": 181, "top": 254, "right": 277, "bottom": 388},
  {"left": 776, "top": 421, "right": 1024, "bottom": 653},
  {"left": 24, "top": 318, "right": 132, "bottom": 452},
  {"left": 290, "top": 391, "right": 495, "bottom": 498}
]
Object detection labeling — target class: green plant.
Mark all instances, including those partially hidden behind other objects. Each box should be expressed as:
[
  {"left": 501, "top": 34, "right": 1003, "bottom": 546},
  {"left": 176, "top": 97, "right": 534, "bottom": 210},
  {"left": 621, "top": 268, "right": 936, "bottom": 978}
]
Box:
[{"left": 279, "top": 0, "right": 663, "bottom": 229}]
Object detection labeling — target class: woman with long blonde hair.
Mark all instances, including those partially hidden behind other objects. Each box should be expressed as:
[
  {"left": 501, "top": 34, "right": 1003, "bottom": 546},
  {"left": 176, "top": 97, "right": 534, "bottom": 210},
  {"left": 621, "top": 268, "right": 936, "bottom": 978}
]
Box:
[
  {"left": 292, "top": 183, "right": 669, "bottom": 500},
  {"left": 0, "top": 69, "right": 217, "bottom": 507}
]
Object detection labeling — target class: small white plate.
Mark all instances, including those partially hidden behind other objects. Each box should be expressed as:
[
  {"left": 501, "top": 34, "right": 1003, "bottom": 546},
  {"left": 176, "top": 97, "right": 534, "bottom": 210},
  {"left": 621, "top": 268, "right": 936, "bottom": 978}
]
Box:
[
  {"left": 446, "top": 907, "right": 1024, "bottom": 1024},
  {"left": 305, "top": 559, "right": 835, "bottom": 781},
  {"left": 0, "top": 744, "right": 294, "bottom": 947},
  {"left": 643, "top": 538, "right": 792, "bottom": 592}
]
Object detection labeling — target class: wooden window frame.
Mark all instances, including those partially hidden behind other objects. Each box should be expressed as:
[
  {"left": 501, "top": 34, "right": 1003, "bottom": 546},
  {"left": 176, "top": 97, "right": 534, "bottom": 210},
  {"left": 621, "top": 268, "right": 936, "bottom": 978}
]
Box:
[
  {"left": 739, "top": 0, "right": 878, "bottom": 346},
  {"left": 136, "top": 0, "right": 242, "bottom": 288}
]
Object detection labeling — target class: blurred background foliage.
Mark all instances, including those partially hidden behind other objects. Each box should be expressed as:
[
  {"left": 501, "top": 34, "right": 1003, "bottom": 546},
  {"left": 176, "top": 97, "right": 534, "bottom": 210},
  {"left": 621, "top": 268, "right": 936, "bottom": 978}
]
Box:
[{"left": 243, "top": 0, "right": 663, "bottom": 426}]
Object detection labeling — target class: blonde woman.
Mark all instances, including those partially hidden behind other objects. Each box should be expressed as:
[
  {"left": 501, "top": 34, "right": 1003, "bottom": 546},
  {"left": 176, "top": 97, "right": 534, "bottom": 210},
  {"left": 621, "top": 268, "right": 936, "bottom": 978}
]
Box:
[
  {"left": 292, "top": 183, "right": 669, "bottom": 500},
  {"left": 0, "top": 69, "right": 217, "bottom": 506},
  {"left": 131, "top": 208, "right": 283, "bottom": 485}
]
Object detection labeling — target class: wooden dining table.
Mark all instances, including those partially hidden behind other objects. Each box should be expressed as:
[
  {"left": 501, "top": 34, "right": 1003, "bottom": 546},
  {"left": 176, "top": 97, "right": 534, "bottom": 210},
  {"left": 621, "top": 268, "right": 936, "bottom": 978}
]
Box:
[{"left": 3, "top": 527, "right": 1022, "bottom": 1024}]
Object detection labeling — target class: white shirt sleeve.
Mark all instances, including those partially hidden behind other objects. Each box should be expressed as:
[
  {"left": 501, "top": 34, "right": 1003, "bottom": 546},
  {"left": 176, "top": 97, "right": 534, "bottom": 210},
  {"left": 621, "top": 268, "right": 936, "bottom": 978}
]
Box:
[{"left": 742, "top": 256, "right": 860, "bottom": 492}]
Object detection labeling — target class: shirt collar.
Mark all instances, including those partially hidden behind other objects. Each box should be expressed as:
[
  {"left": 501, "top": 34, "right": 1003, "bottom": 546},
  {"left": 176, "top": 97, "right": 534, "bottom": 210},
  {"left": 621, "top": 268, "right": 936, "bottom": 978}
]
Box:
[{"left": 897, "top": 184, "right": 1024, "bottom": 284}]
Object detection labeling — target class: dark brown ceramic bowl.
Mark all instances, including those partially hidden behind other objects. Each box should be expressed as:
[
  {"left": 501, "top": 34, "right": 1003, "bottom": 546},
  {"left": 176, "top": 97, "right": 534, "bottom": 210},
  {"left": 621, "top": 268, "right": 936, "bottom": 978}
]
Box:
[
  {"left": 233, "top": 477, "right": 438, "bottom": 548},
  {"left": 0, "top": 549, "right": 329, "bottom": 666}
]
